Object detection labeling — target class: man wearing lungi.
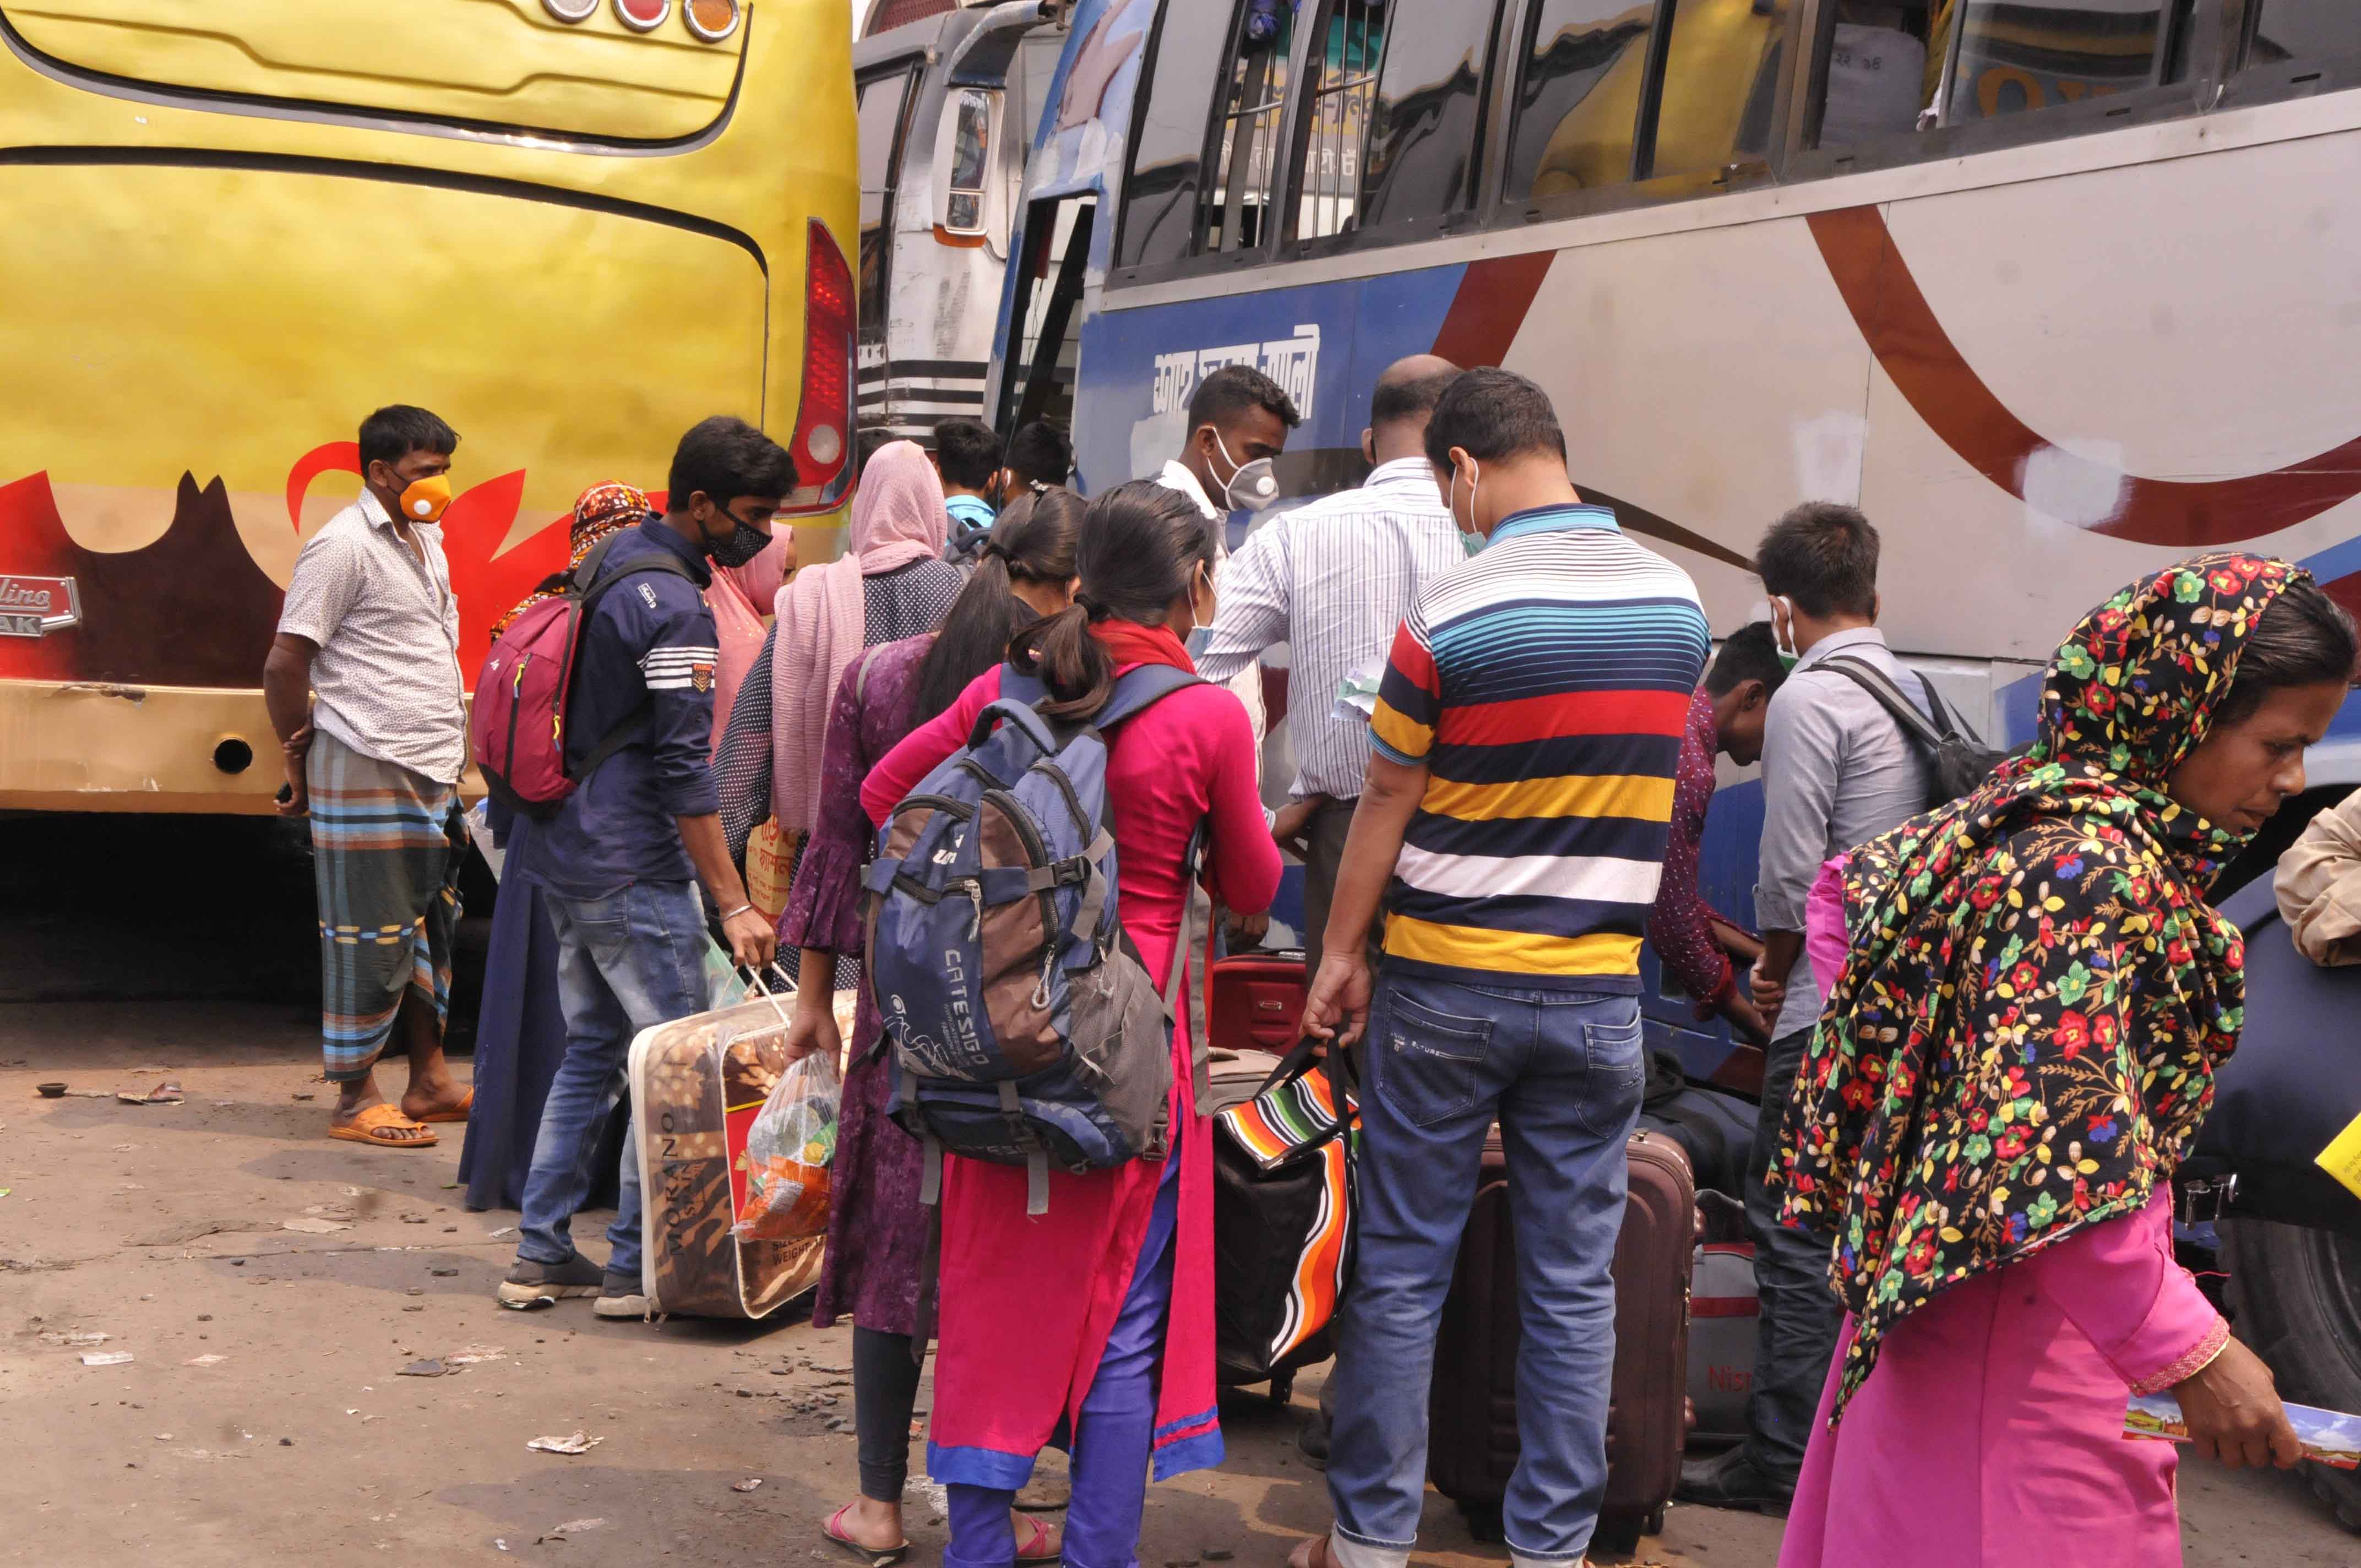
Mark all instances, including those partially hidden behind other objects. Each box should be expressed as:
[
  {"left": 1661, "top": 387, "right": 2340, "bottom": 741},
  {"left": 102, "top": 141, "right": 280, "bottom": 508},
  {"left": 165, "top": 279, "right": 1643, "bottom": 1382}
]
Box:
[{"left": 264, "top": 404, "right": 474, "bottom": 1149}]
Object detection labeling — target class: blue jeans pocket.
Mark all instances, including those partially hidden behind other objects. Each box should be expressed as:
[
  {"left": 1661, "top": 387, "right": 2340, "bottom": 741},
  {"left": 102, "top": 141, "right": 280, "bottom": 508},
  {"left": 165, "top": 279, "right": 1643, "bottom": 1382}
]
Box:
[
  {"left": 1577, "top": 1011, "right": 1646, "bottom": 1137},
  {"left": 1376, "top": 986, "right": 1492, "bottom": 1129}
]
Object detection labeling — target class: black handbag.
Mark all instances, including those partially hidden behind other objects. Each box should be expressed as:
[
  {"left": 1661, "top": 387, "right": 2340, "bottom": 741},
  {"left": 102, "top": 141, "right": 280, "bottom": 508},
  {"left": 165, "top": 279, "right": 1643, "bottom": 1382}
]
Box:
[{"left": 1211, "top": 1037, "right": 1357, "bottom": 1390}]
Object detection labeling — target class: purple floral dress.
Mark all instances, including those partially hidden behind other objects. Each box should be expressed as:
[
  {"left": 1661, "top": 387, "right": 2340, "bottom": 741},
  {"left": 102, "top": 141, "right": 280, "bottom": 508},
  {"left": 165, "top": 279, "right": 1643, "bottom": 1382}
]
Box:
[{"left": 780, "top": 633, "right": 932, "bottom": 1334}]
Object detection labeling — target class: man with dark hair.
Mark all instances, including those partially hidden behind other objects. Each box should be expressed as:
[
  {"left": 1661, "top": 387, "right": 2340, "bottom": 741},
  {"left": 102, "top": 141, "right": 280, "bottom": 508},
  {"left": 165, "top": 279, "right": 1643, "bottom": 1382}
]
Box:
[
  {"left": 933, "top": 417, "right": 1001, "bottom": 564},
  {"left": 999, "top": 419, "right": 1072, "bottom": 493},
  {"left": 1294, "top": 366, "right": 1709, "bottom": 1568},
  {"left": 1164, "top": 363, "right": 1301, "bottom": 520},
  {"left": 498, "top": 415, "right": 788, "bottom": 1317},
  {"left": 265, "top": 404, "right": 473, "bottom": 1150},
  {"left": 1677, "top": 499, "right": 1932, "bottom": 1513},
  {"left": 1646, "top": 622, "right": 1788, "bottom": 1044},
  {"left": 1156, "top": 363, "right": 1304, "bottom": 787}
]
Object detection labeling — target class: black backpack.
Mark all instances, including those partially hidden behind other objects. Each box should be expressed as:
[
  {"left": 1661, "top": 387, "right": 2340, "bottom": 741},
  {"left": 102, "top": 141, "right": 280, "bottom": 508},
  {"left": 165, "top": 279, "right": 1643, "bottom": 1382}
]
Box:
[{"left": 1820, "top": 656, "right": 2010, "bottom": 808}]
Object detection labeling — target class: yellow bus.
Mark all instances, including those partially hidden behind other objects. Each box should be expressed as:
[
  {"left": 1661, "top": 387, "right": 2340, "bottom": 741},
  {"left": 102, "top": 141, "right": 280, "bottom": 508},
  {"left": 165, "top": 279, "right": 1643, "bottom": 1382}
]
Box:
[{"left": 0, "top": 0, "right": 856, "bottom": 813}]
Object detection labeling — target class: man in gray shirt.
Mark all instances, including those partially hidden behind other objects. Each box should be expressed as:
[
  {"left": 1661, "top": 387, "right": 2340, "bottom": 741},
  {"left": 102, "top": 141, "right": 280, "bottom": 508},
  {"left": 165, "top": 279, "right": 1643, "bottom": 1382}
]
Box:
[{"left": 1679, "top": 502, "right": 1930, "bottom": 1513}]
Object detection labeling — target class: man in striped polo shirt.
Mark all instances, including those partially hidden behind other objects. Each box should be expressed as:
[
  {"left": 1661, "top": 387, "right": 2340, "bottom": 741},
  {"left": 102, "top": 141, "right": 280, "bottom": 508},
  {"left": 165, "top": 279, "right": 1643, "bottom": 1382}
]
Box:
[{"left": 1296, "top": 368, "right": 1709, "bottom": 1568}]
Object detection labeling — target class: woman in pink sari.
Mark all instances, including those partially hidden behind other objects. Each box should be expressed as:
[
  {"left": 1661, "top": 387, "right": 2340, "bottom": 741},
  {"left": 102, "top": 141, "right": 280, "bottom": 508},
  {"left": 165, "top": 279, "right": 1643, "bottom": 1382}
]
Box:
[
  {"left": 1772, "top": 556, "right": 2354, "bottom": 1567},
  {"left": 861, "top": 481, "right": 1281, "bottom": 1568}
]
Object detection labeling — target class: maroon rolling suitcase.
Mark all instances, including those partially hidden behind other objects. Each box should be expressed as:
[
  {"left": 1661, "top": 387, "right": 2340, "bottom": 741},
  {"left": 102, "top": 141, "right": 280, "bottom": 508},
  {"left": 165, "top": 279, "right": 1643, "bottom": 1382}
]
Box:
[{"left": 1427, "top": 1129, "right": 1694, "bottom": 1557}]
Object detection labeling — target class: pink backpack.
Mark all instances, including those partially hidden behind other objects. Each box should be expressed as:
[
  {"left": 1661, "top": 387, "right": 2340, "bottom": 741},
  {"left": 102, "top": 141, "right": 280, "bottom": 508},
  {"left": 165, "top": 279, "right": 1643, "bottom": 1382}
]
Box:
[{"left": 471, "top": 534, "right": 693, "bottom": 817}]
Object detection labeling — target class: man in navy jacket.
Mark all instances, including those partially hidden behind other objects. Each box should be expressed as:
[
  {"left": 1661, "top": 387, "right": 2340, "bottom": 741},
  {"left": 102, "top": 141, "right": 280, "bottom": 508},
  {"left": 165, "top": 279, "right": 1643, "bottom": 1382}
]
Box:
[{"left": 498, "top": 416, "right": 793, "bottom": 1316}]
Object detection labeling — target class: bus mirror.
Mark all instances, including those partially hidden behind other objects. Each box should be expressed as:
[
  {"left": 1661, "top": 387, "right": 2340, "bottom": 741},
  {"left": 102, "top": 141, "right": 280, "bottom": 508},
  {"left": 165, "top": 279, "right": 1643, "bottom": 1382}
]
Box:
[{"left": 937, "top": 88, "right": 997, "bottom": 239}]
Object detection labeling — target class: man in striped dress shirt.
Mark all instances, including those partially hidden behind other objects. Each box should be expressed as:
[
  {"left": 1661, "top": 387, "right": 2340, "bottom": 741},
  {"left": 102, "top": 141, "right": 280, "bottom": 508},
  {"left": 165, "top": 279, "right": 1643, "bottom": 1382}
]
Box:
[
  {"left": 1296, "top": 369, "right": 1709, "bottom": 1568},
  {"left": 1196, "top": 354, "right": 1465, "bottom": 976}
]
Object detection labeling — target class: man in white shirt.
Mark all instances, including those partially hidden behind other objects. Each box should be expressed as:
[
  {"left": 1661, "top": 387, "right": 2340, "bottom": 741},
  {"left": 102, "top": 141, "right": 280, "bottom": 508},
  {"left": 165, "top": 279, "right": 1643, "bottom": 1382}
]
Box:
[
  {"left": 1196, "top": 355, "right": 1464, "bottom": 976},
  {"left": 263, "top": 404, "right": 475, "bottom": 1150},
  {"left": 1154, "top": 363, "right": 1298, "bottom": 786}
]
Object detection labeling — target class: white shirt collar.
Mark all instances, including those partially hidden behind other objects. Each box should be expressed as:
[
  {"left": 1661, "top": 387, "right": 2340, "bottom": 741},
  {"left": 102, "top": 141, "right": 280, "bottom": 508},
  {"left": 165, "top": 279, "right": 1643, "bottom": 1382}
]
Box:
[
  {"left": 1157, "top": 459, "right": 1222, "bottom": 521},
  {"left": 357, "top": 487, "right": 395, "bottom": 529}
]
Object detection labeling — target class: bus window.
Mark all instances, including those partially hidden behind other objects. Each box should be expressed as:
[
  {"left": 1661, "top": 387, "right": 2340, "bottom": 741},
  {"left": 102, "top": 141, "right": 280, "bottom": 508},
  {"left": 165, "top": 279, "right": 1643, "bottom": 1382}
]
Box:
[
  {"left": 1810, "top": 3, "right": 1938, "bottom": 150},
  {"left": 1944, "top": 2, "right": 2186, "bottom": 124},
  {"left": 1352, "top": 0, "right": 1498, "bottom": 232},
  {"left": 1297, "top": 1, "right": 1388, "bottom": 240},
  {"left": 857, "top": 66, "right": 918, "bottom": 335},
  {"left": 1645, "top": 0, "right": 1791, "bottom": 181},
  {"left": 1116, "top": 1, "right": 1234, "bottom": 268},
  {"left": 1506, "top": 1, "right": 1656, "bottom": 203},
  {"left": 2244, "top": 2, "right": 2361, "bottom": 72},
  {"left": 1201, "top": 0, "right": 1303, "bottom": 254}
]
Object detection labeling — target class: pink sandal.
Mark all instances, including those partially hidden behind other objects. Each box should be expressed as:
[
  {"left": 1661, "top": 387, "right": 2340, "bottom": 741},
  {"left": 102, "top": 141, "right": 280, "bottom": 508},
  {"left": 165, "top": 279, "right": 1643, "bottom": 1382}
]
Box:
[
  {"left": 823, "top": 1503, "right": 909, "bottom": 1568},
  {"left": 1014, "top": 1511, "right": 1061, "bottom": 1565}
]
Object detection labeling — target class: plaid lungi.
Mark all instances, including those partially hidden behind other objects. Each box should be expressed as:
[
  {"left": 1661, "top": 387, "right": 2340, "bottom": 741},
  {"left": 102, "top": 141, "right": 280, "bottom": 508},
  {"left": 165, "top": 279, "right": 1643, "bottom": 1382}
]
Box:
[{"left": 307, "top": 728, "right": 466, "bottom": 1082}]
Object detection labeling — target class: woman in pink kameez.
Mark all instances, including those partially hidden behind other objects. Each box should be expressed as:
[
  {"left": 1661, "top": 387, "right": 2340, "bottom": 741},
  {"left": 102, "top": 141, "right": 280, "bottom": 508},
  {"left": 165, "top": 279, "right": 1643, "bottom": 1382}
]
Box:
[
  {"left": 862, "top": 482, "right": 1280, "bottom": 1568},
  {"left": 1774, "top": 556, "right": 2351, "bottom": 1567}
]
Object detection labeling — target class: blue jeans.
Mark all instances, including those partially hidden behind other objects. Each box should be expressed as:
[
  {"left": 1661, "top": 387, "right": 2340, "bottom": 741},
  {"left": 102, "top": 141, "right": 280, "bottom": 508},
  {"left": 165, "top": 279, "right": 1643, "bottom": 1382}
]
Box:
[
  {"left": 943, "top": 1144, "right": 1182, "bottom": 1568},
  {"left": 1325, "top": 972, "right": 1644, "bottom": 1568},
  {"left": 517, "top": 879, "right": 711, "bottom": 1282}
]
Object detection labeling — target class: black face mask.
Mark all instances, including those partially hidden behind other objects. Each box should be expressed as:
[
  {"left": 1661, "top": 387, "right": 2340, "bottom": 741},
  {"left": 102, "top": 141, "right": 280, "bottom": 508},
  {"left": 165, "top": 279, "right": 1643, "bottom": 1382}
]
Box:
[{"left": 704, "top": 510, "right": 772, "bottom": 568}]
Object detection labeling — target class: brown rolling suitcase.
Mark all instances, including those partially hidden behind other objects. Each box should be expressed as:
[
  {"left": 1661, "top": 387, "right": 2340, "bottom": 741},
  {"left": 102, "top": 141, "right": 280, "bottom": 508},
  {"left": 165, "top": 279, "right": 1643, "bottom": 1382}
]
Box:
[{"left": 1427, "top": 1128, "right": 1695, "bottom": 1558}]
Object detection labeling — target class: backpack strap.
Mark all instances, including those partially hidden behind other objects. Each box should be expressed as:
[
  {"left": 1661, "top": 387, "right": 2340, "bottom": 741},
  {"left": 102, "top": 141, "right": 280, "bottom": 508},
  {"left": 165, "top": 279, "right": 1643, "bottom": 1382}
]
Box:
[
  {"left": 563, "top": 532, "right": 706, "bottom": 777},
  {"left": 1818, "top": 656, "right": 1949, "bottom": 749},
  {"left": 1094, "top": 662, "right": 1206, "bottom": 728}
]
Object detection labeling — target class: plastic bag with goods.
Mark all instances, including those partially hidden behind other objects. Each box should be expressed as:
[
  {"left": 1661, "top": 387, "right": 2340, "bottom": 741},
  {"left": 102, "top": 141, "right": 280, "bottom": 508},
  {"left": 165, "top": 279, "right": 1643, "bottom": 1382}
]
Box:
[{"left": 732, "top": 1048, "right": 840, "bottom": 1241}]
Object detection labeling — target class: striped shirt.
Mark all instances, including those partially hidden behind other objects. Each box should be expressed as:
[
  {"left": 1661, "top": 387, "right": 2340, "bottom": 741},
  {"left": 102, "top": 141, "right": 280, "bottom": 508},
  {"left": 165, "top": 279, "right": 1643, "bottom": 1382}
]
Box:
[
  {"left": 1369, "top": 504, "right": 1709, "bottom": 990},
  {"left": 1195, "top": 456, "right": 1464, "bottom": 799}
]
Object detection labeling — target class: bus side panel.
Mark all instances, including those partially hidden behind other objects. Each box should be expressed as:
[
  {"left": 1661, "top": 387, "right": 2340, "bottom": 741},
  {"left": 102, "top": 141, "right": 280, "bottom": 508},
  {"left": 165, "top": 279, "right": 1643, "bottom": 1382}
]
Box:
[{"left": 0, "top": 162, "right": 765, "bottom": 810}]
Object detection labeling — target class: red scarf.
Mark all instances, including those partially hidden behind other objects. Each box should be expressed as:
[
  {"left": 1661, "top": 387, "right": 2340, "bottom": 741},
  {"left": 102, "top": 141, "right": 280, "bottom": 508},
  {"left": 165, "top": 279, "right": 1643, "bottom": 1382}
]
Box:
[{"left": 1089, "top": 618, "right": 1195, "bottom": 674}]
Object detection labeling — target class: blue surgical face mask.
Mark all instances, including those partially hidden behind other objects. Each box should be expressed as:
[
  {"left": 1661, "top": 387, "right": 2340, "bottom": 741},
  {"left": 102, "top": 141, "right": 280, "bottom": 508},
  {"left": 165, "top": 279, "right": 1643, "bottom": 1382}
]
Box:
[{"left": 1449, "top": 459, "right": 1484, "bottom": 556}]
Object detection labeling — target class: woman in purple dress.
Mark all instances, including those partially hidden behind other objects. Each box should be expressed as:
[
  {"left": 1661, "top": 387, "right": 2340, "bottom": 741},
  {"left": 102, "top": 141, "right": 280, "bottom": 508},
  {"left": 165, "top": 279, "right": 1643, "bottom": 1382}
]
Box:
[{"left": 778, "top": 490, "right": 1083, "bottom": 1566}]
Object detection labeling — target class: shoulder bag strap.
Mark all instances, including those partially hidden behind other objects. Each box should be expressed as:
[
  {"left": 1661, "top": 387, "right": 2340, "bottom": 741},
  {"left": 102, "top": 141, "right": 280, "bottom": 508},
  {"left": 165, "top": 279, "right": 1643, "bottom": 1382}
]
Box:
[{"left": 1819, "top": 656, "right": 1947, "bottom": 750}]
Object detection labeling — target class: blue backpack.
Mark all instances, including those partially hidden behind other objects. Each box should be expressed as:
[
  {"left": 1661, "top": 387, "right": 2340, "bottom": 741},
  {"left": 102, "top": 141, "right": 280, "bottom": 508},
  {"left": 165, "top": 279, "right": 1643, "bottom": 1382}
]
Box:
[{"left": 862, "top": 662, "right": 1208, "bottom": 1214}]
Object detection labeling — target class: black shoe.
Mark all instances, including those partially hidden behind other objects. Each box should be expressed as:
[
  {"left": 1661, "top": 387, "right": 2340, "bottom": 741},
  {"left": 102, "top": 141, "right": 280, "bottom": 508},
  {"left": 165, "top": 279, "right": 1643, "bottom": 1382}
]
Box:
[
  {"left": 496, "top": 1254, "right": 602, "bottom": 1306},
  {"left": 1674, "top": 1448, "right": 1793, "bottom": 1515},
  {"left": 592, "top": 1268, "right": 649, "bottom": 1320},
  {"left": 1295, "top": 1411, "right": 1331, "bottom": 1471}
]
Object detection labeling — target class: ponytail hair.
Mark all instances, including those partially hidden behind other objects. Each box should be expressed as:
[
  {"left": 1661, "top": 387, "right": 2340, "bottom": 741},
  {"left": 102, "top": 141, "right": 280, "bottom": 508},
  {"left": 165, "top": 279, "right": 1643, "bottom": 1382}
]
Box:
[
  {"left": 1007, "top": 480, "right": 1215, "bottom": 721},
  {"left": 912, "top": 487, "right": 1087, "bottom": 723}
]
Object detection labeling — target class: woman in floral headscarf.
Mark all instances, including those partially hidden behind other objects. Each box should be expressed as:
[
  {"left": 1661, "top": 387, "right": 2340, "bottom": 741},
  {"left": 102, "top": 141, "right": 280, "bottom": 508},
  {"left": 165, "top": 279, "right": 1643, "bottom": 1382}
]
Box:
[{"left": 1774, "top": 554, "right": 2355, "bottom": 1567}]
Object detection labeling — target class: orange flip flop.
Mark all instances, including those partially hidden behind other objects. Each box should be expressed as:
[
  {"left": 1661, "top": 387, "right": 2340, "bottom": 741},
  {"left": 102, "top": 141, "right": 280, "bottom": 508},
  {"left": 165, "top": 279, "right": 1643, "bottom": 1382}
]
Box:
[
  {"left": 414, "top": 1088, "right": 475, "bottom": 1124},
  {"left": 328, "top": 1104, "right": 439, "bottom": 1148}
]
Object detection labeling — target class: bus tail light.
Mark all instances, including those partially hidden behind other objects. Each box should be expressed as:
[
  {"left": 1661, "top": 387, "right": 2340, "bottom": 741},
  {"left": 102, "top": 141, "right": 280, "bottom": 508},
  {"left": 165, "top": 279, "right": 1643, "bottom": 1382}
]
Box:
[
  {"left": 683, "top": 0, "right": 740, "bottom": 42},
  {"left": 788, "top": 219, "right": 855, "bottom": 511}
]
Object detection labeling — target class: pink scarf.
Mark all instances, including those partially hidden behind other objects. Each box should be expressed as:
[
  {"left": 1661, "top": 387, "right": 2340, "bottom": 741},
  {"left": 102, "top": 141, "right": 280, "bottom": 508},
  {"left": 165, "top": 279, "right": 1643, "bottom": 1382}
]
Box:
[{"left": 769, "top": 440, "right": 946, "bottom": 835}]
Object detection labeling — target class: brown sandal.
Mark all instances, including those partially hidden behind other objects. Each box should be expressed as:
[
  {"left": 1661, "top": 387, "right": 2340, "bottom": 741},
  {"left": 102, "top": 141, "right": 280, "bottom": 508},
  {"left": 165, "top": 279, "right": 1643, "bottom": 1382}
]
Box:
[{"left": 328, "top": 1104, "right": 438, "bottom": 1147}]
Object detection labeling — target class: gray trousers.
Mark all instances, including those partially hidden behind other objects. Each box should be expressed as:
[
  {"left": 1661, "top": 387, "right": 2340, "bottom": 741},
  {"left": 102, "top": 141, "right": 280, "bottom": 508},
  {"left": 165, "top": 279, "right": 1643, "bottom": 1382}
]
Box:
[{"left": 1740, "top": 1026, "right": 1845, "bottom": 1483}]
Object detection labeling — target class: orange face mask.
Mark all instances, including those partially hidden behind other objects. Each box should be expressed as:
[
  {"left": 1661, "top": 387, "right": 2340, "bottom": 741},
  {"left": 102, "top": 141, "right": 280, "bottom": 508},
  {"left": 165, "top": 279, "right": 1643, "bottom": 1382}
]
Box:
[{"left": 394, "top": 473, "right": 452, "bottom": 524}]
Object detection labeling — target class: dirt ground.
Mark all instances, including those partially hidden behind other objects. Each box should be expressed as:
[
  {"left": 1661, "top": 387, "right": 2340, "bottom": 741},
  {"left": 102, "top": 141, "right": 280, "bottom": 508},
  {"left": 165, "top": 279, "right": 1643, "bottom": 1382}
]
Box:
[{"left": 1, "top": 816, "right": 2355, "bottom": 1567}]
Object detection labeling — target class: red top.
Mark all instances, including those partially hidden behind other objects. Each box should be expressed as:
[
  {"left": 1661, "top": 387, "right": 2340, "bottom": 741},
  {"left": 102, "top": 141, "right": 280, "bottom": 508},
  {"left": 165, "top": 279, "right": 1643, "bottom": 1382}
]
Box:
[
  {"left": 859, "top": 661, "right": 1281, "bottom": 1482},
  {"left": 1647, "top": 688, "right": 1738, "bottom": 1011}
]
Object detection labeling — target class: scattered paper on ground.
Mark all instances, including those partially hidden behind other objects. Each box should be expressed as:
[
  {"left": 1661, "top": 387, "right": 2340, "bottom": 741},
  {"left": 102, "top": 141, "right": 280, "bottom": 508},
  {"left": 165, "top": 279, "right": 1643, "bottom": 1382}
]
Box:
[
  {"left": 184, "top": 1354, "right": 227, "bottom": 1367},
  {"left": 81, "top": 1351, "right": 133, "bottom": 1366},
  {"left": 525, "top": 1432, "right": 602, "bottom": 1455},
  {"left": 282, "top": 1217, "right": 350, "bottom": 1234}
]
